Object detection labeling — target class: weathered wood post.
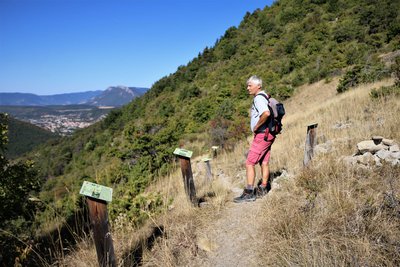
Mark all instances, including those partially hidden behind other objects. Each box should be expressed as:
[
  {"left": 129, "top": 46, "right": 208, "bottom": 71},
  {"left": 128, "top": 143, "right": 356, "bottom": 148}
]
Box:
[
  {"left": 202, "top": 157, "right": 213, "bottom": 182},
  {"left": 80, "top": 181, "right": 116, "bottom": 267},
  {"left": 303, "top": 123, "right": 318, "bottom": 166},
  {"left": 211, "top": 146, "right": 219, "bottom": 158},
  {"left": 173, "top": 148, "right": 197, "bottom": 204}
]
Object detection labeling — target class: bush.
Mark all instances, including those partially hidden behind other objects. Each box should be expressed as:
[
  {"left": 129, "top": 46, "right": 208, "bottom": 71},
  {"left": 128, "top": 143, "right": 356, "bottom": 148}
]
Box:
[
  {"left": 337, "top": 66, "right": 362, "bottom": 93},
  {"left": 392, "top": 56, "right": 400, "bottom": 86},
  {"left": 337, "top": 64, "right": 390, "bottom": 93},
  {"left": 370, "top": 85, "right": 400, "bottom": 98}
]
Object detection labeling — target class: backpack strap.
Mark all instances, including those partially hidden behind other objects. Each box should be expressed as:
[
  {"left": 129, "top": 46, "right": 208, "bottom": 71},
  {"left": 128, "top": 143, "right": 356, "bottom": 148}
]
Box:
[{"left": 252, "top": 93, "right": 269, "bottom": 114}]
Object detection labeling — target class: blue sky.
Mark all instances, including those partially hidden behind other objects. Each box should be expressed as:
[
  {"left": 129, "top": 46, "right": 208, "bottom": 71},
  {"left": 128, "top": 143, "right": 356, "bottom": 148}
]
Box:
[{"left": 0, "top": 0, "right": 273, "bottom": 95}]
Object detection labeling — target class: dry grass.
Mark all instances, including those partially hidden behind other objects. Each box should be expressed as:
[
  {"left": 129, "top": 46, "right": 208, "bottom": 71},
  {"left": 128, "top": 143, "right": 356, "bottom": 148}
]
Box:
[
  {"left": 61, "top": 78, "right": 400, "bottom": 266},
  {"left": 258, "top": 78, "right": 400, "bottom": 266}
]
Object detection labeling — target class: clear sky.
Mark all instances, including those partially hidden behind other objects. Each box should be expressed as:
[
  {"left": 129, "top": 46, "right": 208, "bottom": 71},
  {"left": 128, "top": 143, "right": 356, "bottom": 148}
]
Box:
[{"left": 0, "top": 0, "right": 274, "bottom": 95}]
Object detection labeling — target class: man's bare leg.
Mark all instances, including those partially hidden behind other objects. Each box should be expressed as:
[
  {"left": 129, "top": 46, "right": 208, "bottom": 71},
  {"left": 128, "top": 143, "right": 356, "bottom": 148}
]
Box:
[
  {"left": 246, "top": 164, "right": 256, "bottom": 188},
  {"left": 261, "top": 163, "right": 270, "bottom": 185}
]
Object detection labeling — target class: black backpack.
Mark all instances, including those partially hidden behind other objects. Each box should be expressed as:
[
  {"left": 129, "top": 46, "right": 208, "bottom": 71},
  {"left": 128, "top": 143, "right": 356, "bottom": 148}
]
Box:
[{"left": 255, "top": 93, "right": 285, "bottom": 137}]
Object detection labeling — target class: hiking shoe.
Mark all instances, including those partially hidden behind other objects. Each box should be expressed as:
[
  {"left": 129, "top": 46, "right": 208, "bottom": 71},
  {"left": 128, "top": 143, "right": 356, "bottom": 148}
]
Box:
[
  {"left": 256, "top": 183, "right": 271, "bottom": 198},
  {"left": 256, "top": 185, "right": 268, "bottom": 197},
  {"left": 233, "top": 189, "right": 256, "bottom": 203}
]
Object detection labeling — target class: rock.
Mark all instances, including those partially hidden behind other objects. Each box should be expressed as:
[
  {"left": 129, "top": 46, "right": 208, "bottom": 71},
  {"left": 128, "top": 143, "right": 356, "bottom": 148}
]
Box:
[
  {"left": 315, "top": 140, "right": 333, "bottom": 155},
  {"left": 344, "top": 137, "right": 398, "bottom": 168},
  {"left": 357, "top": 140, "right": 388, "bottom": 154},
  {"left": 383, "top": 138, "right": 395, "bottom": 146},
  {"left": 376, "top": 149, "right": 392, "bottom": 160},
  {"left": 390, "top": 144, "right": 400, "bottom": 152},
  {"left": 279, "top": 169, "right": 290, "bottom": 178},
  {"left": 391, "top": 151, "right": 400, "bottom": 159},
  {"left": 343, "top": 156, "right": 357, "bottom": 166},
  {"left": 271, "top": 181, "right": 281, "bottom": 190},
  {"left": 373, "top": 155, "right": 382, "bottom": 166},
  {"left": 333, "top": 121, "right": 352, "bottom": 129},
  {"left": 356, "top": 152, "right": 374, "bottom": 165}
]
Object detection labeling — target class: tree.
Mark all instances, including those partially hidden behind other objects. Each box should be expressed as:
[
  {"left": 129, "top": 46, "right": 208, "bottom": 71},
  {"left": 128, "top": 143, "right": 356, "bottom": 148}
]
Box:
[{"left": 0, "top": 113, "right": 41, "bottom": 224}]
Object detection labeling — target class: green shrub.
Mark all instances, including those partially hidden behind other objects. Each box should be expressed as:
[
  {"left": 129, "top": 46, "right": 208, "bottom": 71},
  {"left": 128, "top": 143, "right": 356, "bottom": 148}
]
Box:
[
  {"left": 337, "top": 66, "right": 362, "bottom": 93},
  {"left": 392, "top": 56, "right": 400, "bottom": 86},
  {"left": 370, "top": 85, "right": 400, "bottom": 98},
  {"left": 337, "top": 64, "right": 390, "bottom": 93}
]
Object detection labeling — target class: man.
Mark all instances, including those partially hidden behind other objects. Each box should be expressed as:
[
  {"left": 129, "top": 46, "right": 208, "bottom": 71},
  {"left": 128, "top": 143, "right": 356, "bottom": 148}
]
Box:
[{"left": 234, "top": 75, "right": 275, "bottom": 203}]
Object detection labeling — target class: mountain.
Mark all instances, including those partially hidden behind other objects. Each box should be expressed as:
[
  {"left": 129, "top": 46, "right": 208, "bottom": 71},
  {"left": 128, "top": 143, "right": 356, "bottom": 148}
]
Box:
[
  {"left": 0, "top": 86, "right": 149, "bottom": 106},
  {"left": 86, "top": 86, "right": 148, "bottom": 106},
  {"left": 0, "top": 91, "right": 102, "bottom": 105},
  {"left": 5, "top": 116, "right": 59, "bottom": 159},
  {"left": 3, "top": 0, "right": 400, "bottom": 265}
]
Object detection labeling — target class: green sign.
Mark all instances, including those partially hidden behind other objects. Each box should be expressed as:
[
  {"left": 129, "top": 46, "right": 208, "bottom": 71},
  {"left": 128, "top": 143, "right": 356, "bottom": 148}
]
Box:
[
  {"left": 173, "top": 148, "right": 193, "bottom": 158},
  {"left": 79, "top": 181, "right": 113, "bottom": 202},
  {"left": 202, "top": 157, "right": 212, "bottom": 162}
]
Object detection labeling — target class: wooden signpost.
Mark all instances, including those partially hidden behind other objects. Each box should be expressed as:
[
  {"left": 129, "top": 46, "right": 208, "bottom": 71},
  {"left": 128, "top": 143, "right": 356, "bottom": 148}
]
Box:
[
  {"left": 80, "top": 181, "right": 116, "bottom": 267},
  {"left": 303, "top": 123, "right": 318, "bottom": 166},
  {"left": 173, "top": 148, "right": 197, "bottom": 204}
]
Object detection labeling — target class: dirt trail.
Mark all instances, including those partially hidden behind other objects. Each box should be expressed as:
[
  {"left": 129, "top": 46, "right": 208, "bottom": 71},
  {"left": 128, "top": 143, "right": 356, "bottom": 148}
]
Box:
[{"left": 190, "top": 185, "right": 270, "bottom": 267}]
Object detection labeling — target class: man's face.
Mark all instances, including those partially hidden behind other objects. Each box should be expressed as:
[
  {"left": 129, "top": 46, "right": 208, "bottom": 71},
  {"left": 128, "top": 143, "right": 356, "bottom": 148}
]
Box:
[{"left": 247, "top": 81, "right": 261, "bottom": 95}]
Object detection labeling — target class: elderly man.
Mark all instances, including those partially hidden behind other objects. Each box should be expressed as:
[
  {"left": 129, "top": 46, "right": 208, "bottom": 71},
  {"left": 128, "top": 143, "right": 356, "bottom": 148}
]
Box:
[{"left": 234, "top": 75, "right": 275, "bottom": 203}]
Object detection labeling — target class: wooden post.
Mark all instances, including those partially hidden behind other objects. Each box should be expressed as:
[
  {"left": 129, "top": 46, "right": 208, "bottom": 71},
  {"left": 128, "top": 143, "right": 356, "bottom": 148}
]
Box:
[
  {"left": 179, "top": 156, "right": 197, "bottom": 203},
  {"left": 86, "top": 198, "right": 116, "bottom": 267},
  {"left": 80, "top": 181, "right": 116, "bottom": 267},
  {"left": 174, "top": 148, "right": 196, "bottom": 204},
  {"left": 304, "top": 123, "right": 318, "bottom": 166},
  {"left": 202, "top": 158, "right": 212, "bottom": 182},
  {"left": 211, "top": 146, "right": 219, "bottom": 158}
]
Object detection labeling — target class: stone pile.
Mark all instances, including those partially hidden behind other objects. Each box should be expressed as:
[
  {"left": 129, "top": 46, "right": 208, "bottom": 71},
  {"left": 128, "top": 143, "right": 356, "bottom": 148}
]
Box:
[{"left": 344, "top": 136, "right": 400, "bottom": 167}]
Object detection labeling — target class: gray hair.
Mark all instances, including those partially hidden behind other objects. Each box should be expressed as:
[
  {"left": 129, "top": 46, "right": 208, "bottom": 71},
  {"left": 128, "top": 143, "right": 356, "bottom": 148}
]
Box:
[{"left": 247, "top": 75, "right": 262, "bottom": 87}]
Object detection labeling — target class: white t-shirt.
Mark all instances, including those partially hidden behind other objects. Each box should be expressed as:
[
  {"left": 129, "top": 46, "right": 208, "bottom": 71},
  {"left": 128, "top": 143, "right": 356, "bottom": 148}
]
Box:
[{"left": 250, "top": 91, "right": 269, "bottom": 132}]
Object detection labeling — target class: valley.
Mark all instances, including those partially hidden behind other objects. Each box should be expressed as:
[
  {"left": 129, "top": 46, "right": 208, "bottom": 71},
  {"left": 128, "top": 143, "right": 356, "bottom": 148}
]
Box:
[{"left": 0, "top": 105, "right": 114, "bottom": 135}]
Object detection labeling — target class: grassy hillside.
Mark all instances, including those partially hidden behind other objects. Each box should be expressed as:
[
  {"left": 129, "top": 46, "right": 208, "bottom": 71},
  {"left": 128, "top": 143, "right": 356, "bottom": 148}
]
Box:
[
  {"left": 4, "top": 0, "right": 400, "bottom": 264},
  {"left": 5, "top": 116, "right": 59, "bottom": 159}
]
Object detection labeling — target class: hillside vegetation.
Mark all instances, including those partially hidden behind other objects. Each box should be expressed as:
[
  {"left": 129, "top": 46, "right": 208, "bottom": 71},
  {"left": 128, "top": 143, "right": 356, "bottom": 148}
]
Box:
[
  {"left": 1, "top": 0, "right": 400, "bottom": 265},
  {"left": 5, "top": 117, "right": 59, "bottom": 159}
]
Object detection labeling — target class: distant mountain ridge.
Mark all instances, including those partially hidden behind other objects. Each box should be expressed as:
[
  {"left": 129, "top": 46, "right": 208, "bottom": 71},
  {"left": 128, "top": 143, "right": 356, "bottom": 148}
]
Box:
[
  {"left": 0, "top": 91, "right": 102, "bottom": 106},
  {"left": 87, "top": 86, "right": 148, "bottom": 106},
  {"left": 0, "top": 86, "right": 148, "bottom": 106}
]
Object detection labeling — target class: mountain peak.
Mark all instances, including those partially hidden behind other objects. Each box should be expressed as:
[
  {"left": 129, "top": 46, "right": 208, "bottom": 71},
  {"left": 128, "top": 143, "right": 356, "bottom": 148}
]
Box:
[{"left": 87, "top": 86, "right": 148, "bottom": 107}]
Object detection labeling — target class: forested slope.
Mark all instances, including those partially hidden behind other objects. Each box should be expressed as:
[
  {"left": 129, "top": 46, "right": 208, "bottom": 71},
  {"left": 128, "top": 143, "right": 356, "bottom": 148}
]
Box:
[{"left": 5, "top": 117, "right": 58, "bottom": 159}]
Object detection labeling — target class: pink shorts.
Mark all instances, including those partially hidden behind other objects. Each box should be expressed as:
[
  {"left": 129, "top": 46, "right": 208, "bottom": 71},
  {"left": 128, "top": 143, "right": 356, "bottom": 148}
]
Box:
[{"left": 246, "top": 132, "right": 275, "bottom": 166}]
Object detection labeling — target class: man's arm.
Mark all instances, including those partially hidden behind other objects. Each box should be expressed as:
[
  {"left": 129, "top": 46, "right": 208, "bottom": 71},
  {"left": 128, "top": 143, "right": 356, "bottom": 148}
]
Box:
[{"left": 253, "top": 110, "right": 270, "bottom": 133}]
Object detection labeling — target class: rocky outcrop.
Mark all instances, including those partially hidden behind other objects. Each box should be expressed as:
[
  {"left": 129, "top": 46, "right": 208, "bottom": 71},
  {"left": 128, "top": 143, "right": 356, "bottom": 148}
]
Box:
[{"left": 343, "top": 136, "right": 400, "bottom": 167}]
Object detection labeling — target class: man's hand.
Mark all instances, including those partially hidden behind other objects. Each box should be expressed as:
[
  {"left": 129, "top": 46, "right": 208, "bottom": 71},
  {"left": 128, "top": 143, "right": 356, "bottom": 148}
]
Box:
[{"left": 253, "top": 110, "right": 270, "bottom": 132}]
